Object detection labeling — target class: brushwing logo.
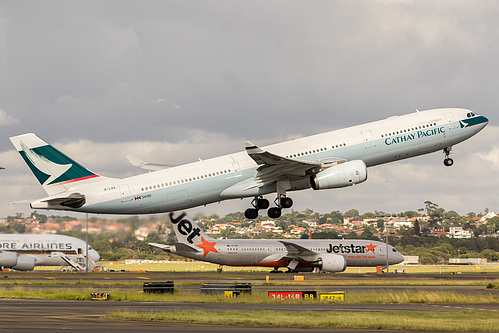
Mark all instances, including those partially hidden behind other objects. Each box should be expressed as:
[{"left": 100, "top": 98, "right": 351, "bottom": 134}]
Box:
[
  {"left": 17, "top": 137, "right": 98, "bottom": 186},
  {"left": 20, "top": 140, "right": 72, "bottom": 186}
]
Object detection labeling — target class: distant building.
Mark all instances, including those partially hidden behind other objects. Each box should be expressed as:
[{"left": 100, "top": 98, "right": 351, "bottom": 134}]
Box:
[
  {"left": 480, "top": 212, "right": 497, "bottom": 223},
  {"left": 448, "top": 226, "right": 473, "bottom": 239}
]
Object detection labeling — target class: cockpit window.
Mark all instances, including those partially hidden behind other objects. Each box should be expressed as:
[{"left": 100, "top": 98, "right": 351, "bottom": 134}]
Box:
[{"left": 467, "top": 112, "right": 476, "bottom": 118}]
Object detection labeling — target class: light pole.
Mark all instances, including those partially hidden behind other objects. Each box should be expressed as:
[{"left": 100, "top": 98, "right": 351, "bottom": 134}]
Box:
[
  {"left": 85, "top": 213, "right": 88, "bottom": 272},
  {"left": 385, "top": 226, "right": 389, "bottom": 274}
]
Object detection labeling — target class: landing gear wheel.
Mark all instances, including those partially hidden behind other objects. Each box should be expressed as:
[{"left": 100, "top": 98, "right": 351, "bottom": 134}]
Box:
[
  {"left": 443, "top": 147, "right": 453, "bottom": 166},
  {"left": 256, "top": 198, "right": 270, "bottom": 210},
  {"left": 268, "top": 207, "right": 282, "bottom": 219},
  {"left": 245, "top": 208, "right": 259, "bottom": 219},
  {"left": 280, "top": 197, "right": 293, "bottom": 209}
]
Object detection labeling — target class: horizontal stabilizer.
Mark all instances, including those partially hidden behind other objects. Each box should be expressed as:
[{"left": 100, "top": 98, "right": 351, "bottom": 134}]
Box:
[
  {"left": 148, "top": 243, "right": 171, "bottom": 251},
  {"left": 31, "top": 193, "right": 86, "bottom": 209},
  {"left": 174, "top": 242, "right": 202, "bottom": 253}
]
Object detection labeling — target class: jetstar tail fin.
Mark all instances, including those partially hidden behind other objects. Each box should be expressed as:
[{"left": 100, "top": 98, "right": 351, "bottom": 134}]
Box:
[
  {"left": 10, "top": 133, "right": 110, "bottom": 196},
  {"left": 169, "top": 212, "right": 214, "bottom": 245}
]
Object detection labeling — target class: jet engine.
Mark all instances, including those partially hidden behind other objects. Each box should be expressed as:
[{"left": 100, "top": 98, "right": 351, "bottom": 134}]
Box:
[
  {"left": 0, "top": 251, "right": 36, "bottom": 271},
  {"left": 317, "top": 254, "right": 347, "bottom": 272},
  {"left": 0, "top": 251, "right": 18, "bottom": 267},
  {"left": 311, "top": 160, "right": 367, "bottom": 190}
]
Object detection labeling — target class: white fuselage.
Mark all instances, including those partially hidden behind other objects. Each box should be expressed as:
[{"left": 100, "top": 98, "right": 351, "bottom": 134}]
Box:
[
  {"left": 0, "top": 234, "right": 99, "bottom": 267},
  {"left": 31, "top": 108, "right": 488, "bottom": 214},
  {"left": 171, "top": 239, "right": 403, "bottom": 268}
]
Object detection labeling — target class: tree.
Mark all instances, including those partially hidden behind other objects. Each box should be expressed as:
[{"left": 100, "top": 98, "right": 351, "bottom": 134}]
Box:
[
  {"left": 12, "top": 223, "right": 26, "bottom": 234},
  {"left": 413, "top": 220, "right": 421, "bottom": 236},
  {"left": 344, "top": 209, "right": 359, "bottom": 218},
  {"left": 329, "top": 211, "right": 344, "bottom": 224},
  {"left": 424, "top": 201, "right": 439, "bottom": 215},
  {"left": 401, "top": 211, "right": 420, "bottom": 218},
  {"left": 429, "top": 208, "right": 445, "bottom": 228},
  {"left": 360, "top": 212, "right": 376, "bottom": 219}
]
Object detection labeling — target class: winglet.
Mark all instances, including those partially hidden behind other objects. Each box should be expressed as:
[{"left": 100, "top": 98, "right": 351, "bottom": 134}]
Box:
[{"left": 244, "top": 141, "right": 263, "bottom": 154}]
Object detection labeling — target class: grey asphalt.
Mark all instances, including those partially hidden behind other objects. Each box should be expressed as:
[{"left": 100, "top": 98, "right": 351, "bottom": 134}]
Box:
[{"left": 0, "top": 299, "right": 497, "bottom": 333}]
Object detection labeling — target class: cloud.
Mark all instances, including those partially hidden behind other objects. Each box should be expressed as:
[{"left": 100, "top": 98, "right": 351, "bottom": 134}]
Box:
[
  {"left": 0, "top": 2, "right": 498, "bottom": 218},
  {"left": 0, "top": 108, "right": 19, "bottom": 126}
]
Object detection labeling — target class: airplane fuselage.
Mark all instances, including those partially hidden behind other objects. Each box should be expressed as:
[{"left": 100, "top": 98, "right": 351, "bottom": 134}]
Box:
[
  {"left": 0, "top": 234, "right": 99, "bottom": 270},
  {"left": 170, "top": 238, "right": 402, "bottom": 269},
  {"left": 14, "top": 108, "right": 488, "bottom": 215}
]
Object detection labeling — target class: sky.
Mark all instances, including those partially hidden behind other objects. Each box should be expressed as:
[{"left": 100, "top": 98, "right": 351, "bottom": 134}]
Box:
[{"left": 0, "top": 0, "right": 498, "bottom": 219}]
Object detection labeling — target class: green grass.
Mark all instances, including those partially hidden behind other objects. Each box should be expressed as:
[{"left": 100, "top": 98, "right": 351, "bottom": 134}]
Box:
[
  {"left": 106, "top": 310, "right": 499, "bottom": 331},
  {"left": 34, "top": 261, "right": 499, "bottom": 274},
  {"left": 0, "top": 287, "right": 497, "bottom": 304}
]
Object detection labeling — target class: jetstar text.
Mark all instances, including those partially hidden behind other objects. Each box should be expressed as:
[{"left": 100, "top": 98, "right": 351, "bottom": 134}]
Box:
[
  {"left": 170, "top": 212, "right": 201, "bottom": 244},
  {"left": 384, "top": 127, "right": 445, "bottom": 146},
  {"left": 327, "top": 244, "right": 366, "bottom": 254}
]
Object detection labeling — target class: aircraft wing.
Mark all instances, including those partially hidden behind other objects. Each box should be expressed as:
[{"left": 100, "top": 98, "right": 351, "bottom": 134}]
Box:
[
  {"left": 126, "top": 155, "right": 176, "bottom": 171},
  {"left": 244, "top": 141, "right": 322, "bottom": 187},
  {"left": 279, "top": 240, "right": 321, "bottom": 264}
]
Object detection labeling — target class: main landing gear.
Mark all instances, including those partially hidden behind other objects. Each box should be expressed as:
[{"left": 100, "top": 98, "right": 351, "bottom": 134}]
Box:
[
  {"left": 443, "top": 147, "right": 454, "bottom": 167},
  {"left": 244, "top": 195, "right": 293, "bottom": 219}
]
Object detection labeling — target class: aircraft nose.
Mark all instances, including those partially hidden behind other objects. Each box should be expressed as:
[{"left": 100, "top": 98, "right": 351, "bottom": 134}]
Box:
[
  {"left": 389, "top": 248, "right": 404, "bottom": 265},
  {"left": 91, "top": 250, "right": 100, "bottom": 262}
]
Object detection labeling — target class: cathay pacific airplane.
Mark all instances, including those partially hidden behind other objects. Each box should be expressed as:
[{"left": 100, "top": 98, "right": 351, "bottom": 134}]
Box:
[
  {"left": 10, "top": 108, "right": 488, "bottom": 219},
  {"left": 150, "top": 212, "right": 404, "bottom": 272},
  {"left": 0, "top": 234, "right": 100, "bottom": 271}
]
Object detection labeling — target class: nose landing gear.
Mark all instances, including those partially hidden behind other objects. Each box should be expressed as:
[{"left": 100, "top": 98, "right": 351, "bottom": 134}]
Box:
[{"left": 443, "top": 147, "right": 453, "bottom": 167}]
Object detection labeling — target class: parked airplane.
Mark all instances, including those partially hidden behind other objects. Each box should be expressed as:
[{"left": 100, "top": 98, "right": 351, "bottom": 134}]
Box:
[
  {"left": 10, "top": 108, "right": 488, "bottom": 218},
  {"left": 0, "top": 234, "right": 100, "bottom": 271},
  {"left": 150, "top": 212, "right": 404, "bottom": 272}
]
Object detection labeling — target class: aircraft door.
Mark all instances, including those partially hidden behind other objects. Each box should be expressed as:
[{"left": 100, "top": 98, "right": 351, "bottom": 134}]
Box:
[
  {"left": 361, "top": 130, "right": 376, "bottom": 148},
  {"left": 119, "top": 185, "right": 133, "bottom": 202},
  {"left": 444, "top": 113, "right": 459, "bottom": 130},
  {"left": 230, "top": 156, "right": 241, "bottom": 177}
]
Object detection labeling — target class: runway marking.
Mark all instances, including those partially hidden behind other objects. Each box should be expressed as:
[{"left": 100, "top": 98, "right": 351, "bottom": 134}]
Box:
[
  {"left": 46, "top": 315, "right": 103, "bottom": 319},
  {"left": 137, "top": 277, "right": 150, "bottom": 280},
  {"left": 44, "top": 277, "right": 55, "bottom": 279}
]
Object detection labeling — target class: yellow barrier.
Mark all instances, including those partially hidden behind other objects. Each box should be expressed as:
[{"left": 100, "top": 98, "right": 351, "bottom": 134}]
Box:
[
  {"left": 224, "top": 290, "right": 240, "bottom": 297},
  {"left": 294, "top": 275, "right": 304, "bottom": 281},
  {"left": 320, "top": 292, "right": 345, "bottom": 301}
]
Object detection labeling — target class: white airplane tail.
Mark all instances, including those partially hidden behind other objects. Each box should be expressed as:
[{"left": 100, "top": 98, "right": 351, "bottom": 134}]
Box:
[
  {"left": 10, "top": 133, "right": 112, "bottom": 196},
  {"left": 169, "top": 212, "right": 214, "bottom": 245}
]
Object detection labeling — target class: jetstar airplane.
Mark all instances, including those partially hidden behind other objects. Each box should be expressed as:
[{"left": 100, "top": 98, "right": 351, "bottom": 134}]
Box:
[
  {"left": 10, "top": 108, "right": 488, "bottom": 218},
  {"left": 150, "top": 212, "right": 404, "bottom": 272},
  {"left": 0, "top": 234, "right": 100, "bottom": 271}
]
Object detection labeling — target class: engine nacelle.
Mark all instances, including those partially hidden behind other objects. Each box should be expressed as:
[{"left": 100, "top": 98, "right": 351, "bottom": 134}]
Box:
[
  {"left": 0, "top": 251, "right": 36, "bottom": 271},
  {"left": 311, "top": 160, "right": 367, "bottom": 190},
  {"left": 0, "top": 251, "right": 18, "bottom": 267},
  {"left": 12, "top": 255, "right": 36, "bottom": 271},
  {"left": 318, "top": 254, "right": 347, "bottom": 272}
]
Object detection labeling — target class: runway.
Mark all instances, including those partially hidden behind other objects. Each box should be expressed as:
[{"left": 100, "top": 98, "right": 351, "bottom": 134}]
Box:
[
  {"left": 0, "top": 299, "right": 497, "bottom": 333},
  {"left": 0, "top": 271, "right": 497, "bottom": 332}
]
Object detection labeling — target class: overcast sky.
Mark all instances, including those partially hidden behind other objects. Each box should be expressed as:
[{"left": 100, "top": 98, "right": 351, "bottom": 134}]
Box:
[{"left": 0, "top": 0, "right": 498, "bottom": 219}]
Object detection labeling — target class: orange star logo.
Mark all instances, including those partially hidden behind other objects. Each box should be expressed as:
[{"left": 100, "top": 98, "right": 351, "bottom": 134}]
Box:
[
  {"left": 195, "top": 237, "right": 219, "bottom": 257},
  {"left": 365, "top": 243, "right": 377, "bottom": 254}
]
